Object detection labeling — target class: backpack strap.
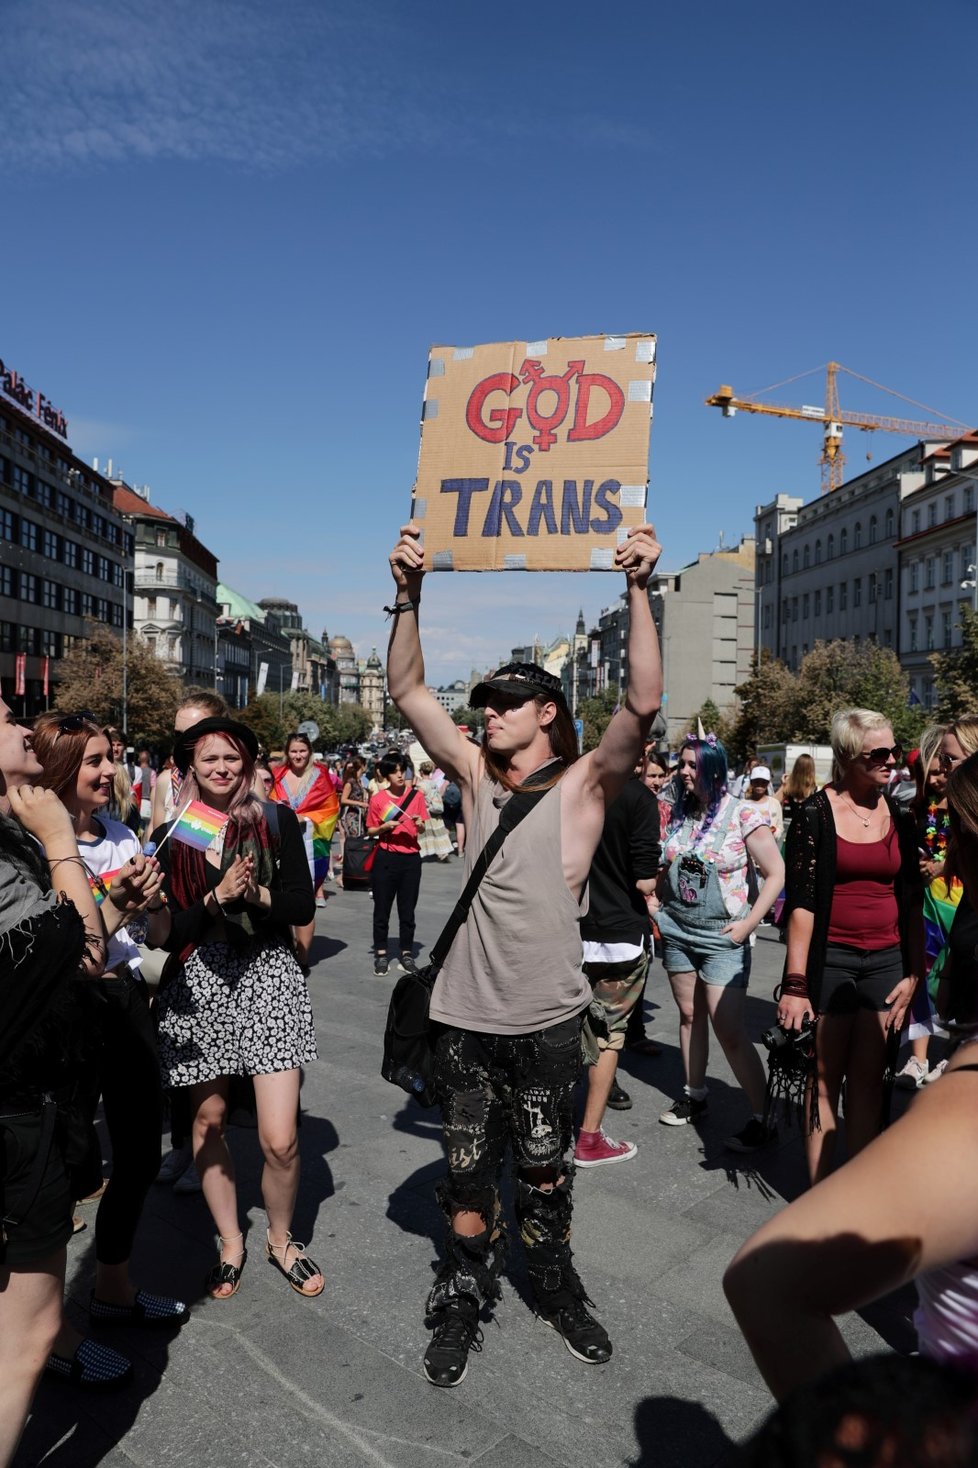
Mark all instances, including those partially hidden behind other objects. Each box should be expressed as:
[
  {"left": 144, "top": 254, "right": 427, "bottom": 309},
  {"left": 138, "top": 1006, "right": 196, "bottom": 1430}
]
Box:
[{"left": 426, "top": 771, "right": 554, "bottom": 973}]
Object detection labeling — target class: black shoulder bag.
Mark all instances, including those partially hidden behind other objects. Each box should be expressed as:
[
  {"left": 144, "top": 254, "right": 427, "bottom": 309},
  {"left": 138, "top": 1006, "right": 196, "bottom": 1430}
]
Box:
[{"left": 381, "top": 775, "right": 551, "bottom": 1106}]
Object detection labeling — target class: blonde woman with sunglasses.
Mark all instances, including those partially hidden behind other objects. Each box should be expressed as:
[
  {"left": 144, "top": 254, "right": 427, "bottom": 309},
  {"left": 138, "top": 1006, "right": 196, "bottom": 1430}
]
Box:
[{"left": 779, "top": 709, "right": 925, "bottom": 1184}]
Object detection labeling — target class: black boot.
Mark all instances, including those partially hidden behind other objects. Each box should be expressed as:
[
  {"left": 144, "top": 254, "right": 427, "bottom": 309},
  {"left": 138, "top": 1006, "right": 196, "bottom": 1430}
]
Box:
[
  {"left": 518, "top": 1173, "right": 612, "bottom": 1366},
  {"left": 423, "top": 1217, "right": 503, "bottom": 1389}
]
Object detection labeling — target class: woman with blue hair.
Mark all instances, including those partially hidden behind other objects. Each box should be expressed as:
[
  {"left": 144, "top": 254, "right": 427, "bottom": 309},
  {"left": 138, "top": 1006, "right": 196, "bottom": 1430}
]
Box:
[{"left": 654, "top": 734, "right": 784, "bottom": 1149}]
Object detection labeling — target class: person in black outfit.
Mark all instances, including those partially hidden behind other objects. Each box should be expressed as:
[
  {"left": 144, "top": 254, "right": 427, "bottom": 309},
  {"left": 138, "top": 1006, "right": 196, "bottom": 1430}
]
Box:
[{"left": 574, "top": 766, "right": 661, "bottom": 1164}]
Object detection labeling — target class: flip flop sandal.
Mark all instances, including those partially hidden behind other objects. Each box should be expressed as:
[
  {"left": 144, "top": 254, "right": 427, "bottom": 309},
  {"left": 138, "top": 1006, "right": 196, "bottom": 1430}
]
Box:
[
  {"left": 206, "top": 1233, "right": 246, "bottom": 1299},
  {"left": 46, "top": 1337, "right": 133, "bottom": 1391},
  {"left": 90, "top": 1289, "right": 190, "bottom": 1328},
  {"left": 266, "top": 1230, "right": 324, "bottom": 1298}
]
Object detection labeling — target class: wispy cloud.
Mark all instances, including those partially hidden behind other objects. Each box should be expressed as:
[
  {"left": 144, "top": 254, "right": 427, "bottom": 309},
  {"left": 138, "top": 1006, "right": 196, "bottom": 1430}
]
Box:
[{"left": 3, "top": 0, "right": 655, "bottom": 172}]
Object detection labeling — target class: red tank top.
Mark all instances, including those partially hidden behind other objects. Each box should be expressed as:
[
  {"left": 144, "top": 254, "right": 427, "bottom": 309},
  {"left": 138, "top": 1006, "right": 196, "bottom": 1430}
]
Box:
[{"left": 827, "top": 824, "right": 900, "bottom": 950}]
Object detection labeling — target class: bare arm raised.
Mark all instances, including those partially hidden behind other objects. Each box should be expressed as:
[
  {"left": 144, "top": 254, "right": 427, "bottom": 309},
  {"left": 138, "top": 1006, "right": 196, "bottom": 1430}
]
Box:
[
  {"left": 560, "top": 524, "right": 664, "bottom": 890},
  {"left": 386, "top": 521, "right": 482, "bottom": 791}
]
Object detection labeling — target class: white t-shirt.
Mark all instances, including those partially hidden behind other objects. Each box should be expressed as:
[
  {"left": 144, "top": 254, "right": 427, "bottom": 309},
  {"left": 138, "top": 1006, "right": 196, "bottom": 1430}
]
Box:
[{"left": 75, "top": 816, "right": 143, "bottom": 974}]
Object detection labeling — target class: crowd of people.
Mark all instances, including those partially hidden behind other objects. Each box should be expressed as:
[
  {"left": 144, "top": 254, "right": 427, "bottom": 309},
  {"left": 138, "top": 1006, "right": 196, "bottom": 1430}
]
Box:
[{"left": 1, "top": 521, "right": 976, "bottom": 1462}]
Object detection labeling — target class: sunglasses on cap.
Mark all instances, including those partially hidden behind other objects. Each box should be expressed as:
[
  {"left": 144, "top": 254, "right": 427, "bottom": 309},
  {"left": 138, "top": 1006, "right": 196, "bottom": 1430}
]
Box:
[{"left": 861, "top": 744, "right": 903, "bottom": 765}]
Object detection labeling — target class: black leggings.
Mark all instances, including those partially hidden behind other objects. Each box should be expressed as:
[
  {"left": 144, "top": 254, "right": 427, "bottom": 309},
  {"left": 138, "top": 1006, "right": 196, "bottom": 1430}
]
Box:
[
  {"left": 87, "top": 973, "right": 163, "bottom": 1266},
  {"left": 370, "top": 848, "right": 422, "bottom": 955}
]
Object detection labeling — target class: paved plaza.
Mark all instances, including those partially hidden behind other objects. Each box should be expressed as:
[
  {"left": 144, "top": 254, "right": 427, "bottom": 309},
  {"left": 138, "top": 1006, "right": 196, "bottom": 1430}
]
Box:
[{"left": 17, "top": 859, "right": 914, "bottom": 1468}]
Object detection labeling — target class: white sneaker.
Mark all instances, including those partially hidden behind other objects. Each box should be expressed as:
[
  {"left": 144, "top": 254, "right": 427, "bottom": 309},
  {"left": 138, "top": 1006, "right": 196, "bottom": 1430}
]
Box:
[
  {"left": 172, "top": 1161, "right": 202, "bottom": 1195},
  {"left": 156, "top": 1144, "right": 192, "bottom": 1185},
  {"left": 920, "top": 1059, "right": 948, "bottom": 1085},
  {"left": 894, "top": 1057, "right": 929, "bottom": 1090}
]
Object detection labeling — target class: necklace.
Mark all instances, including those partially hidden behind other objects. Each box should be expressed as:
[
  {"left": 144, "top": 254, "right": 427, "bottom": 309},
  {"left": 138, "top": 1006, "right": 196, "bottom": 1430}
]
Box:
[{"left": 838, "top": 789, "right": 881, "bottom": 829}]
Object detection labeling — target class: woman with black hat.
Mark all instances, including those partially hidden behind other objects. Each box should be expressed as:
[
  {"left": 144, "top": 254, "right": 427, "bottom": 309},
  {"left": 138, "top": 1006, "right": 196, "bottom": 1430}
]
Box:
[{"left": 147, "top": 717, "right": 323, "bottom": 1301}]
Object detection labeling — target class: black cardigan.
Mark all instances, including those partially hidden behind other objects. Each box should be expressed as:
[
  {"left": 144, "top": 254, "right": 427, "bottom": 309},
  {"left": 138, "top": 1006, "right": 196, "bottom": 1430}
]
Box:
[
  {"left": 151, "top": 802, "right": 314, "bottom": 956},
  {"left": 783, "top": 789, "right": 923, "bottom": 1004}
]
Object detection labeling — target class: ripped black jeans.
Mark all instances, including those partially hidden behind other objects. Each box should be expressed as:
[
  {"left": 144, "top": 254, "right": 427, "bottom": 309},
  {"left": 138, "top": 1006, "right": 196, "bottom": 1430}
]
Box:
[{"left": 429, "top": 1014, "right": 585, "bottom": 1315}]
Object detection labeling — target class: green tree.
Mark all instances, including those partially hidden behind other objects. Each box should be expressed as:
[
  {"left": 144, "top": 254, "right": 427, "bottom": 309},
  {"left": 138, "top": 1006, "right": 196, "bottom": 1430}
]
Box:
[
  {"left": 932, "top": 606, "right": 978, "bottom": 723},
  {"left": 578, "top": 688, "right": 620, "bottom": 752},
  {"left": 54, "top": 623, "right": 183, "bottom": 748},
  {"left": 450, "top": 704, "right": 484, "bottom": 731},
  {"left": 792, "top": 640, "right": 924, "bottom": 747},
  {"left": 725, "top": 651, "right": 799, "bottom": 764}
]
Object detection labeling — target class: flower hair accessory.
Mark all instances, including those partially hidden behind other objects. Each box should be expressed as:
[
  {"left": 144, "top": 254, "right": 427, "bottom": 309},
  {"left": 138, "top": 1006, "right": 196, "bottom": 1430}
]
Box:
[{"left": 705, "top": 732, "right": 718, "bottom": 747}]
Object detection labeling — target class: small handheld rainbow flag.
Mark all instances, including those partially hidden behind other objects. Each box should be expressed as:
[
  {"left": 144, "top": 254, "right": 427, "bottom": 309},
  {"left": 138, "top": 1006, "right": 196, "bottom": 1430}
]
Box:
[
  {"left": 170, "top": 800, "right": 230, "bottom": 851},
  {"left": 379, "top": 799, "right": 407, "bottom": 824}
]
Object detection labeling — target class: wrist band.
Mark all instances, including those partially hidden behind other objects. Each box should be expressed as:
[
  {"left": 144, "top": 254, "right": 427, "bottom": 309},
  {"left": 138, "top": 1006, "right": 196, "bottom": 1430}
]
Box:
[
  {"left": 776, "top": 972, "right": 810, "bottom": 999},
  {"left": 383, "top": 598, "right": 421, "bottom": 618}
]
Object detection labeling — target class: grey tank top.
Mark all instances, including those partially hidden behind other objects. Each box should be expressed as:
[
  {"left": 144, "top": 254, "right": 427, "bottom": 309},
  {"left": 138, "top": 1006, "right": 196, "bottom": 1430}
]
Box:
[{"left": 428, "top": 773, "right": 591, "bottom": 1036}]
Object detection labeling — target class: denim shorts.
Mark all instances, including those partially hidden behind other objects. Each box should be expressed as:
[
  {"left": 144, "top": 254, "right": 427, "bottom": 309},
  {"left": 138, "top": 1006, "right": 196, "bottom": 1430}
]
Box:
[{"left": 656, "top": 909, "right": 752, "bottom": 989}]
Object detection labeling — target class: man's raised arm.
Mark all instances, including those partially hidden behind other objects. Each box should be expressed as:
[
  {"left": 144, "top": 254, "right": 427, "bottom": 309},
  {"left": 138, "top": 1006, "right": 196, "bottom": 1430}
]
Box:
[
  {"left": 386, "top": 522, "right": 481, "bottom": 788},
  {"left": 588, "top": 523, "right": 664, "bottom": 802}
]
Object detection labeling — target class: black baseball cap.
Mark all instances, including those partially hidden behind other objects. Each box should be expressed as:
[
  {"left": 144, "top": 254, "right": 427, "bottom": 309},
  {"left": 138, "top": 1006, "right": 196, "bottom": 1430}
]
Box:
[
  {"left": 470, "top": 662, "right": 568, "bottom": 710},
  {"left": 173, "top": 717, "right": 259, "bottom": 775}
]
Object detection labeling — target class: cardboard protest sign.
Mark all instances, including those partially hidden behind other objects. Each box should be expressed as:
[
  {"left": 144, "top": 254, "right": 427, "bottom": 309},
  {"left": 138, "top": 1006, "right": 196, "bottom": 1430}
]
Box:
[{"left": 411, "top": 333, "right": 656, "bottom": 571}]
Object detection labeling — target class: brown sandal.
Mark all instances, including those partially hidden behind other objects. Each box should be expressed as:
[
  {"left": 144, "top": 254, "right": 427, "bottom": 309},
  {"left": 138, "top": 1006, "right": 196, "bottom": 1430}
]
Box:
[
  {"left": 206, "top": 1233, "right": 245, "bottom": 1299},
  {"left": 265, "top": 1230, "right": 324, "bottom": 1298}
]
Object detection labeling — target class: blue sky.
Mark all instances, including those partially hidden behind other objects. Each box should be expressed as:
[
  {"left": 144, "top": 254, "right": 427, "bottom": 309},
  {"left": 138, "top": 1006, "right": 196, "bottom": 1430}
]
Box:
[{"left": 4, "top": 0, "right": 975, "bottom": 683}]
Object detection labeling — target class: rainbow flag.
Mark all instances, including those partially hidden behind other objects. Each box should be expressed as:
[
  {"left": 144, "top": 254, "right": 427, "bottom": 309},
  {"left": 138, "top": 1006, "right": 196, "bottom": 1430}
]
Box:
[
  {"left": 86, "top": 865, "right": 122, "bottom": 906},
  {"left": 379, "top": 799, "right": 406, "bottom": 824},
  {"left": 171, "top": 800, "right": 230, "bottom": 852},
  {"left": 271, "top": 765, "right": 339, "bottom": 887}
]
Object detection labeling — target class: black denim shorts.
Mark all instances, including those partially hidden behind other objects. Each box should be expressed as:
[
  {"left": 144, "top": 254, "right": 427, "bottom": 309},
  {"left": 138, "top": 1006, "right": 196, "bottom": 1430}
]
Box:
[
  {"left": 0, "top": 1108, "right": 73, "bottom": 1266},
  {"left": 817, "top": 943, "right": 904, "bottom": 1015}
]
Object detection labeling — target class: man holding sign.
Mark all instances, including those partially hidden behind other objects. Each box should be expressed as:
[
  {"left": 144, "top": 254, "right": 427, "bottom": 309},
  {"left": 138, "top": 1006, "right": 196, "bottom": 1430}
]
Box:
[{"left": 387, "top": 518, "right": 663, "bottom": 1388}]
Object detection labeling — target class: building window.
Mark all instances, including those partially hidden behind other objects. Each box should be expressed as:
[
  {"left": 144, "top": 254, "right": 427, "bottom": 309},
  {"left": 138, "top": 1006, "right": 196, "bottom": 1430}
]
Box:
[
  {"left": 20, "top": 573, "right": 37, "bottom": 603},
  {"left": 912, "top": 509, "right": 921, "bottom": 534},
  {"left": 827, "top": 533, "right": 835, "bottom": 558},
  {"left": 81, "top": 547, "right": 94, "bottom": 576},
  {"left": 63, "top": 586, "right": 78, "bottom": 615},
  {"left": 885, "top": 508, "right": 894, "bottom": 537},
  {"left": 41, "top": 629, "right": 59, "bottom": 658},
  {"left": 826, "top": 585, "right": 834, "bottom": 613},
  {"left": 20, "top": 519, "right": 38, "bottom": 551},
  {"left": 840, "top": 581, "right": 848, "bottom": 610},
  {"left": 966, "top": 485, "right": 976, "bottom": 514},
  {"left": 112, "top": 563, "right": 124, "bottom": 588},
  {"left": 962, "top": 546, "right": 975, "bottom": 582},
  {"left": 943, "top": 609, "right": 953, "bottom": 647},
  {"left": 884, "top": 567, "right": 894, "bottom": 600},
  {"left": 854, "top": 522, "right": 862, "bottom": 549},
  {"left": 840, "top": 528, "right": 848, "bottom": 554},
  {"left": 63, "top": 540, "right": 77, "bottom": 569},
  {"left": 925, "top": 557, "right": 936, "bottom": 590},
  {"left": 145, "top": 596, "right": 157, "bottom": 618},
  {"left": 42, "top": 529, "right": 58, "bottom": 559},
  {"left": 814, "top": 539, "right": 822, "bottom": 564},
  {"left": 868, "top": 574, "right": 877, "bottom": 604},
  {"left": 111, "top": 603, "right": 124, "bottom": 629},
  {"left": 869, "top": 515, "right": 878, "bottom": 544},
  {"left": 11, "top": 465, "right": 30, "bottom": 496},
  {"left": 928, "top": 503, "right": 937, "bottom": 529},
  {"left": 803, "top": 545, "right": 810, "bottom": 569},
  {"left": 155, "top": 561, "right": 164, "bottom": 581},
  {"left": 814, "top": 589, "right": 821, "bottom": 615},
  {"left": 925, "top": 613, "right": 935, "bottom": 650},
  {"left": 81, "top": 592, "right": 94, "bottom": 617},
  {"left": 942, "top": 549, "right": 955, "bottom": 584},
  {"left": 909, "top": 560, "right": 919, "bottom": 593},
  {"left": 155, "top": 528, "right": 167, "bottom": 548},
  {"left": 792, "top": 549, "right": 799, "bottom": 573},
  {"left": 92, "top": 514, "right": 104, "bottom": 540},
  {"left": 945, "top": 494, "right": 955, "bottom": 521},
  {"left": 0, "top": 566, "right": 13, "bottom": 598},
  {"left": 0, "top": 509, "right": 13, "bottom": 541},
  {"left": 42, "top": 580, "right": 59, "bottom": 610}
]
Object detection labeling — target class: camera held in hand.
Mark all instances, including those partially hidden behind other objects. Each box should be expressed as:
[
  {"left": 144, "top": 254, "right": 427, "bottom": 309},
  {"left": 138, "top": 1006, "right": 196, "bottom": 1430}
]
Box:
[{"left": 762, "top": 1015, "right": 815, "bottom": 1054}]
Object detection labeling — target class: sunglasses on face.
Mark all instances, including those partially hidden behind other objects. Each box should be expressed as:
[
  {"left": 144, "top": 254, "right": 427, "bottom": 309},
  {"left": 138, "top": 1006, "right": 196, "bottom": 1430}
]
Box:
[
  {"left": 861, "top": 745, "right": 903, "bottom": 765},
  {"left": 940, "top": 751, "right": 964, "bottom": 769}
]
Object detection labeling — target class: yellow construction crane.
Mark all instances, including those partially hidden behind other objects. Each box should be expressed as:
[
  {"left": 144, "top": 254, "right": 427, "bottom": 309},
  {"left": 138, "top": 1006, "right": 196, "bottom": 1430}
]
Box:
[{"left": 705, "top": 362, "right": 969, "bottom": 492}]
